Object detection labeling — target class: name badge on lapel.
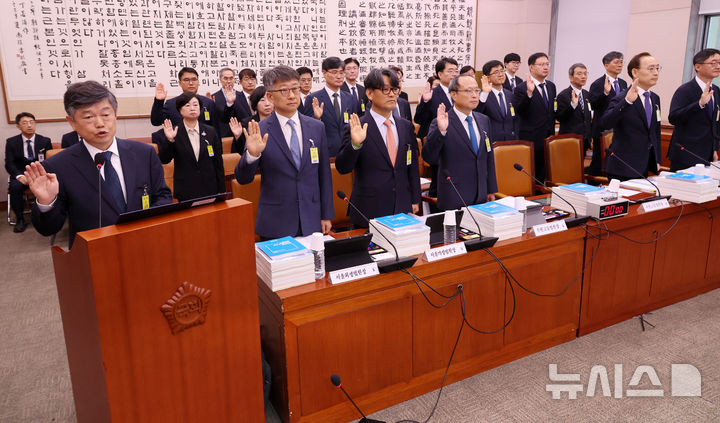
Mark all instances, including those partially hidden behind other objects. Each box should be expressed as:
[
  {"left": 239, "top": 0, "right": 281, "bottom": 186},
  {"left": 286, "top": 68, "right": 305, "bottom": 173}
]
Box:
[
  {"left": 587, "top": 102, "right": 592, "bottom": 112},
  {"left": 406, "top": 145, "right": 412, "bottom": 166},
  {"left": 309, "top": 139, "right": 319, "bottom": 164},
  {"left": 716, "top": 108, "right": 719, "bottom": 122},
  {"left": 361, "top": 103, "right": 366, "bottom": 112},
  {"left": 142, "top": 184, "right": 150, "bottom": 209},
  {"left": 343, "top": 111, "right": 349, "bottom": 124},
  {"left": 483, "top": 130, "right": 491, "bottom": 152},
  {"left": 204, "top": 136, "right": 214, "bottom": 157},
  {"left": 203, "top": 107, "right": 210, "bottom": 121},
  {"left": 509, "top": 103, "right": 516, "bottom": 117},
  {"left": 655, "top": 106, "right": 661, "bottom": 122},
  {"left": 553, "top": 100, "right": 558, "bottom": 112}
]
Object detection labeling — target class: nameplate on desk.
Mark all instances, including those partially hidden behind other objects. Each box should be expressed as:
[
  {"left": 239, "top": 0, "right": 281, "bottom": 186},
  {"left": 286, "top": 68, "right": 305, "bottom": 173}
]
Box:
[
  {"left": 423, "top": 243, "right": 467, "bottom": 262},
  {"left": 329, "top": 263, "right": 379, "bottom": 284},
  {"left": 641, "top": 198, "right": 670, "bottom": 213},
  {"left": 532, "top": 220, "right": 568, "bottom": 236}
]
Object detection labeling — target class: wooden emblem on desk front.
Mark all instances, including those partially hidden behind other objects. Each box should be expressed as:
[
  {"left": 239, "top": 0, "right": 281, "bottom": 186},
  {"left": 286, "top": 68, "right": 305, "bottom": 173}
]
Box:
[{"left": 160, "top": 281, "right": 212, "bottom": 335}]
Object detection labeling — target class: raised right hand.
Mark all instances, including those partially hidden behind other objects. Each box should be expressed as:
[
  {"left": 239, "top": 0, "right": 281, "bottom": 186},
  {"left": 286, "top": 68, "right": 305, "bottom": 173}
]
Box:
[
  {"left": 700, "top": 82, "right": 714, "bottom": 107},
  {"left": 349, "top": 113, "right": 368, "bottom": 146},
  {"left": 229, "top": 117, "right": 243, "bottom": 139},
  {"left": 603, "top": 76, "right": 612, "bottom": 95},
  {"left": 625, "top": 79, "right": 639, "bottom": 103},
  {"left": 244, "top": 120, "right": 269, "bottom": 157},
  {"left": 24, "top": 161, "right": 58, "bottom": 206},
  {"left": 480, "top": 75, "right": 492, "bottom": 94},
  {"left": 312, "top": 97, "right": 324, "bottom": 120},
  {"left": 421, "top": 82, "right": 433, "bottom": 102},
  {"left": 155, "top": 82, "right": 167, "bottom": 101},
  {"left": 162, "top": 119, "right": 178, "bottom": 142},
  {"left": 526, "top": 73, "right": 535, "bottom": 97},
  {"left": 437, "top": 103, "right": 449, "bottom": 132}
]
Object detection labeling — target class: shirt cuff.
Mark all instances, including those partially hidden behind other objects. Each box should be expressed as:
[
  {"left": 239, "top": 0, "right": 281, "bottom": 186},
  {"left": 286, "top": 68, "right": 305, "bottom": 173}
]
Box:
[
  {"left": 36, "top": 197, "right": 57, "bottom": 212},
  {"left": 440, "top": 130, "right": 447, "bottom": 136},
  {"left": 479, "top": 92, "right": 489, "bottom": 103},
  {"left": 245, "top": 152, "right": 261, "bottom": 163},
  {"left": 351, "top": 142, "right": 363, "bottom": 150},
  {"left": 15, "top": 175, "right": 24, "bottom": 181},
  {"left": 571, "top": 102, "right": 578, "bottom": 109}
]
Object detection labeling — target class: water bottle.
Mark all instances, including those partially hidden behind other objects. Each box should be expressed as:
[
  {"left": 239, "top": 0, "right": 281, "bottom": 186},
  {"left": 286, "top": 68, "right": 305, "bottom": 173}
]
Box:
[
  {"left": 310, "top": 232, "right": 325, "bottom": 279},
  {"left": 443, "top": 210, "right": 457, "bottom": 244}
]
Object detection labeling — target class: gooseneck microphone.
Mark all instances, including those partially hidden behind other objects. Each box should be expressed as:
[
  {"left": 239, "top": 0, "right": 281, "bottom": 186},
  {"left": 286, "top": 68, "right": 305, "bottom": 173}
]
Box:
[
  {"left": 330, "top": 374, "right": 385, "bottom": 423},
  {"left": 337, "top": 190, "right": 417, "bottom": 273},
  {"left": 94, "top": 153, "right": 106, "bottom": 228},
  {"left": 604, "top": 149, "right": 670, "bottom": 203},
  {"left": 512, "top": 163, "right": 589, "bottom": 228},
  {"left": 674, "top": 143, "right": 720, "bottom": 172},
  {"left": 443, "top": 172, "right": 498, "bottom": 250}
]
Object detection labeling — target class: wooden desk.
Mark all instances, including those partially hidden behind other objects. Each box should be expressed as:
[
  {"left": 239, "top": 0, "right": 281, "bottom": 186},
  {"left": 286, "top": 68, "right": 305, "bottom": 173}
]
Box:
[
  {"left": 579, "top": 198, "right": 720, "bottom": 335},
  {"left": 259, "top": 228, "right": 586, "bottom": 422}
]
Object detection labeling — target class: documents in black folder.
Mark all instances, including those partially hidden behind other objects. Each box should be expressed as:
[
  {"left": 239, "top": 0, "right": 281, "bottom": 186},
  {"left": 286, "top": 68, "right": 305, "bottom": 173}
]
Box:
[{"left": 324, "top": 233, "right": 374, "bottom": 272}]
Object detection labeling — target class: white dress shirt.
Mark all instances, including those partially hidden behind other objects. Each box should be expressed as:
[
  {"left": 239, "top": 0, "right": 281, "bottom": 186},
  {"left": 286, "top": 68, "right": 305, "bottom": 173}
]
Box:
[{"left": 245, "top": 112, "right": 303, "bottom": 163}]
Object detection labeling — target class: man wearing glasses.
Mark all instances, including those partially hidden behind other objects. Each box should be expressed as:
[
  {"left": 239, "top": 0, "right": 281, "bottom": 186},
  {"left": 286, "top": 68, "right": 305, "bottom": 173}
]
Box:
[
  {"left": 668, "top": 48, "right": 720, "bottom": 171},
  {"left": 301, "top": 57, "right": 359, "bottom": 157},
  {"left": 512, "top": 52, "right": 556, "bottom": 182},
  {"left": 335, "top": 68, "right": 421, "bottom": 227},
  {"left": 603, "top": 52, "right": 663, "bottom": 180},
  {"left": 211, "top": 67, "right": 248, "bottom": 138},
  {"left": 235, "top": 65, "right": 333, "bottom": 239},
  {"left": 476, "top": 60, "right": 518, "bottom": 142},
  {"left": 423, "top": 75, "right": 497, "bottom": 211}
]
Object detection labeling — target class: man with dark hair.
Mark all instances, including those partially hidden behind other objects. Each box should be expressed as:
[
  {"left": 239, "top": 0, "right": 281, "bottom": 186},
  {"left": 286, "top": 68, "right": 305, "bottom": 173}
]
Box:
[
  {"left": 335, "top": 68, "right": 421, "bottom": 227},
  {"left": 460, "top": 65, "right": 476, "bottom": 77},
  {"left": 151, "top": 67, "right": 227, "bottom": 134},
  {"left": 301, "top": 57, "right": 359, "bottom": 157},
  {"left": 235, "top": 65, "right": 333, "bottom": 239},
  {"left": 389, "top": 66, "right": 409, "bottom": 101},
  {"left": 503, "top": 53, "right": 523, "bottom": 91},
  {"left": 588, "top": 51, "right": 627, "bottom": 175},
  {"left": 512, "top": 52, "right": 556, "bottom": 181},
  {"left": 668, "top": 48, "right": 720, "bottom": 171},
  {"left": 296, "top": 66, "right": 313, "bottom": 110},
  {"left": 602, "top": 52, "right": 662, "bottom": 180},
  {"left": 476, "top": 60, "right": 518, "bottom": 141},
  {"left": 25, "top": 81, "right": 172, "bottom": 246},
  {"left": 341, "top": 57, "right": 367, "bottom": 115},
  {"left": 237, "top": 68, "right": 258, "bottom": 117},
  {"left": 556, "top": 63, "right": 592, "bottom": 151},
  {"left": 388, "top": 65, "right": 412, "bottom": 121},
  {"left": 211, "top": 67, "right": 249, "bottom": 138},
  {"left": 423, "top": 75, "right": 497, "bottom": 211},
  {"left": 5, "top": 112, "right": 53, "bottom": 232}
]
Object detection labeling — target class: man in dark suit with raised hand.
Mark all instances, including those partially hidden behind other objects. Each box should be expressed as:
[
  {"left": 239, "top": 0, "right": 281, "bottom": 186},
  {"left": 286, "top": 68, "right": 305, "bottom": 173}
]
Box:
[
  {"left": 302, "top": 57, "right": 359, "bottom": 157},
  {"left": 512, "top": 52, "right": 556, "bottom": 182},
  {"left": 335, "top": 68, "right": 421, "bottom": 227},
  {"left": 211, "top": 67, "right": 249, "bottom": 138},
  {"left": 235, "top": 65, "right": 334, "bottom": 239},
  {"left": 423, "top": 75, "right": 497, "bottom": 211},
  {"left": 5, "top": 112, "right": 53, "bottom": 232},
  {"left": 341, "top": 57, "right": 367, "bottom": 115},
  {"left": 503, "top": 53, "right": 523, "bottom": 92},
  {"left": 25, "top": 81, "right": 172, "bottom": 247},
  {"left": 668, "top": 48, "right": 720, "bottom": 171},
  {"left": 588, "top": 51, "right": 627, "bottom": 175},
  {"left": 602, "top": 52, "right": 662, "bottom": 180},
  {"left": 556, "top": 63, "right": 593, "bottom": 151},
  {"left": 476, "top": 60, "right": 518, "bottom": 142}
]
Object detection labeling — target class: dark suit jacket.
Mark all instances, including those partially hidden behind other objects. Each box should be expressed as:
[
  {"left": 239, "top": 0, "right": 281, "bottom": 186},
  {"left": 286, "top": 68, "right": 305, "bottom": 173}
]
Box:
[
  {"left": 61, "top": 131, "right": 81, "bottom": 148},
  {"left": 341, "top": 82, "right": 367, "bottom": 115},
  {"left": 335, "top": 113, "right": 421, "bottom": 226},
  {"left": 394, "top": 97, "right": 413, "bottom": 122},
  {"left": 235, "top": 112, "right": 334, "bottom": 238},
  {"left": 512, "top": 79, "right": 557, "bottom": 149},
  {"left": 150, "top": 93, "right": 228, "bottom": 135},
  {"left": 474, "top": 89, "right": 518, "bottom": 141},
  {"left": 153, "top": 123, "right": 225, "bottom": 201},
  {"left": 668, "top": 79, "right": 720, "bottom": 171},
  {"left": 212, "top": 89, "right": 252, "bottom": 138},
  {"left": 5, "top": 134, "right": 53, "bottom": 178},
  {"left": 301, "top": 88, "right": 359, "bottom": 157},
  {"left": 602, "top": 90, "right": 662, "bottom": 178},
  {"left": 422, "top": 110, "right": 498, "bottom": 211},
  {"left": 556, "top": 87, "right": 592, "bottom": 143},
  {"left": 230, "top": 114, "right": 261, "bottom": 154},
  {"left": 589, "top": 75, "right": 628, "bottom": 139},
  {"left": 414, "top": 85, "right": 453, "bottom": 139},
  {"left": 503, "top": 74, "right": 523, "bottom": 92},
  {"left": 399, "top": 91, "right": 409, "bottom": 101},
  {"left": 31, "top": 140, "right": 172, "bottom": 247}
]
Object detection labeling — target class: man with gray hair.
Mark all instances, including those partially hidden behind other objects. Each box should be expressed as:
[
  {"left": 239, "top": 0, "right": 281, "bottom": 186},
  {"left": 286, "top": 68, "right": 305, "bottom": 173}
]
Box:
[
  {"left": 211, "top": 67, "right": 251, "bottom": 138},
  {"left": 24, "top": 80, "right": 172, "bottom": 247},
  {"left": 235, "top": 65, "right": 334, "bottom": 239},
  {"left": 555, "top": 63, "right": 592, "bottom": 152}
]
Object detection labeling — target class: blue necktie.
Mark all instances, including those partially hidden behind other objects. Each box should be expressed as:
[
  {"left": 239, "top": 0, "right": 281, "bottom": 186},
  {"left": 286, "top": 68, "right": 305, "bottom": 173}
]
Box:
[
  {"left": 708, "top": 95, "right": 714, "bottom": 120},
  {"left": 351, "top": 86, "right": 358, "bottom": 102},
  {"left": 26, "top": 140, "right": 34, "bottom": 160},
  {"left": 466, "top": 116, "right": 478, "bottom": 155},
  {"left": 287, "top": 120, "right": 302, "bottom": 169},
  {"left": 538, "top": 82, "right": 549, "bottom": 108},
  {"left": 643, "top": 92, "right": 652, "bottom": 128},
  {"left": 613, "top": 80, "right": 620, "bottom": 95},
  {"left": 498, "top": 92, "right": 507, "bottom": 117},
  {"left": 102, "top": 151, "right": 126, "bottom": 213}
]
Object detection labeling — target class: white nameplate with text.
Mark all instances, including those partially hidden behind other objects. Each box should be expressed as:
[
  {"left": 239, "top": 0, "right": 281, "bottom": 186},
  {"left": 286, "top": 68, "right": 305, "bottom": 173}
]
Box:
[
  {"left": 641, "top": 198, "right": 670, "bottom": 213},
  {"left": 423, "top": 242, "right": 467, "bottom": 262},
  {"left": 533, "top": 220, "right": 568, "bottom": 236},
  {"left": 329, "top": 263, "right": 379, "bottom": 285}
]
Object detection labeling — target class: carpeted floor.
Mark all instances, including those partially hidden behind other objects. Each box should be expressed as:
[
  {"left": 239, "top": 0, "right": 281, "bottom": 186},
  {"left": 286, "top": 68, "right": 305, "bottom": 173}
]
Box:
[{"left": 1, "top": 220, "right": 718, "bottom": 422}]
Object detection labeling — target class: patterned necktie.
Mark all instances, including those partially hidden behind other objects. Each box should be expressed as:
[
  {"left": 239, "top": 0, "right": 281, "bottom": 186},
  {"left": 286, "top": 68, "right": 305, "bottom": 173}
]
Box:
[
  {"left": 578, "top": 92, "right": 584, "bottom": 111},
  {"left": 643, "top": 92, "right": 652, "bottom": 127},
  {"left": 384, "top": 119, "right": 397, "bottom": 166},
  {"left": 498, "top": 92, "right": 507, "bottom": 117},
  {"left": 538, "top": 83, "right": 549, "bottom": 108},
  {"left": 26, "top": 140, "right": 34, "bottom": 160},
  {"left": 287, "top": 120, "right": 302, "bottom": 169},
  {"left": 466, "top": 116, "right": 478, "bottom": 155},
  {"left": 102, "top": 151, "right": 127, "bottom": 213},
  {"left": 333, "top": 93, "right": 341, "bottom": 125}
]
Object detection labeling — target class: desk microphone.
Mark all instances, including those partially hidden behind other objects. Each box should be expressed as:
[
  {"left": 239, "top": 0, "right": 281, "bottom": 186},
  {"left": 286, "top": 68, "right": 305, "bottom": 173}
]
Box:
[
  {"left": 94, "top": 153, "right": 106, "bottom": 228},
  {"left": 330, "top": 374, "right": 385, "bottom": 423},
  {"left": 512, "top": 163, "right": 589, "bottom": 227},
  {"left": 336, "top": 190, "right": 417, "bottom": 273},
  {"left": 604, "top": 149, "right": 670, "bottom": 203},
  {"left": 443, "top": 171, "right": 498, "bottom": 250},
  {"left": 674, "top": 143, "right": 720, "bottom": 172}
]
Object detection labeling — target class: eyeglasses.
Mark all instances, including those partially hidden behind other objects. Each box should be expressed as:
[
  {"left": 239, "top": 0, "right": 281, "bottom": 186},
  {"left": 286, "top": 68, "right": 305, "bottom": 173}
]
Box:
[
  {"left": 180, "top": 77, "right": 199, "bottom": 83},
  {"left": 269, "top": 87, "right": 301, "bottom": 97},
  {"left": 489, "top": 70, "right": 505, "bottom": 76},
  {"left": 326, "top": 69, "right": 345, "bottom": 76},
  {"left": 702, "top": 61, "right": 720, "bottom": 67},
  {"left": 375, "top": 87, "right": 401, "bottom": 96},
  {"left": 454, "top": 88, "right": 481, "bottom": 95},
  {"left": 444, "top": 68, "right": 459, "bottom": 75},
  {"left": 534, "top": 62, "right": 551, "bottom": 68},
  {"left": 645, "top": 65, "right": 662, "bottom": 72}
]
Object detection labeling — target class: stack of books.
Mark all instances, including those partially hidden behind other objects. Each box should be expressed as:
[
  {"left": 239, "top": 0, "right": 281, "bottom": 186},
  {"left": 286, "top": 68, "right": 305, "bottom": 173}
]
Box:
[
  {"left": 656, "top": 172, "right": 718, "bottom": 203},
  {"left": 369, "top": 213, "right": 430, "bottom": 257},
  {"left": 460, "top": 201, "right": 524, "bottom": 240},
  {"left": 255, "top": 236, "right": 315, "bottom": 291},
  {"left": 678, "top": 163, "right": 720, "bottom": 181},
  {"left": 551, "top": 183, "right": 608, "bottom": 215}
]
